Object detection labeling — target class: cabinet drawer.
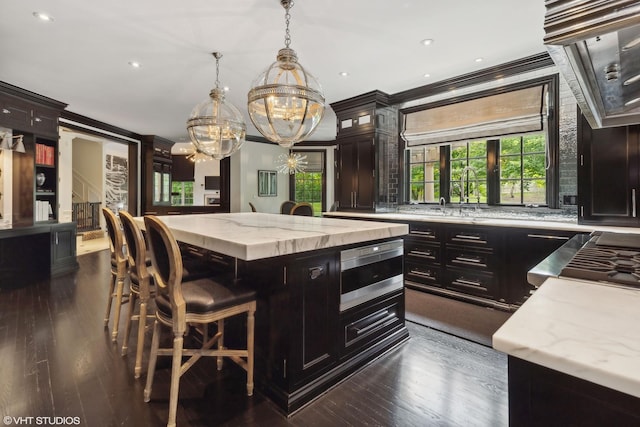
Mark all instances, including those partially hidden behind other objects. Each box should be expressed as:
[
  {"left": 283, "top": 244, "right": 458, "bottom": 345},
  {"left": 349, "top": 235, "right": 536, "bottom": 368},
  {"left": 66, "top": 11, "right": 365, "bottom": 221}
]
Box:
[
  {"left": 445, "top": 247, "right": 497, "bottom": 273},
  {"left": 405, "top": 261, "right": 443, "bottom": 287},
  {"left": 446, "top": 226, "right": 498, "bottom": 249},
  {"left": 446, "top": 267, "right": 498, "bottom": 299},
  {"left": 339, "top": 291, "right": 404, "bottom": 359},
  {"left": 404, "top": 239, "right": 441, "bottom": 264},
  {"left": 407, "top": 222, "right": 441, "bottom": 242}
]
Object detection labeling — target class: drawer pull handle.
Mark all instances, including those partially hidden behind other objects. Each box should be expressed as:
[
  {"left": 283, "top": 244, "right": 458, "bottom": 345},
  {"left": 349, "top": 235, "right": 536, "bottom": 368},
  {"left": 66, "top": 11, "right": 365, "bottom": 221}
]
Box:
[
  {"left": 455, "top": 256, "right": 481, "bottom": 263},
  {"left": 410, "top": 230, "right": 435, "bottom": 238},
  {"left": 453, "top": 278, "right": 485, "bottom": 288},
  {"left": 34, "top": 117, "right": 42, "bottom": 122},
  {"left": 452, "top": 237, "right": 487, "bottom": 244},
  {"left": 409, "top": 250, "right": 434, "bottom": 258},
  {"left": 454, "top": 234, "right": 481, "bottom": 240},
  {"left": 351, "top": 310, "right": 394, "bottom": 337},
  {"left": 526, "top": 234, "right": 570, "bottom": 240},
  {"left": 409, "top": 270, "right": 437, "bottom": 280}
]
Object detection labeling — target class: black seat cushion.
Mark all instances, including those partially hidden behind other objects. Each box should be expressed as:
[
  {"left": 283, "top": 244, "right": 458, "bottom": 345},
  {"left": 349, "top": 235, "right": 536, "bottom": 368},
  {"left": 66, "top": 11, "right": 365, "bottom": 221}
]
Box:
[{"left": 155, "top": 278, "right": 255, "bottom": 318}]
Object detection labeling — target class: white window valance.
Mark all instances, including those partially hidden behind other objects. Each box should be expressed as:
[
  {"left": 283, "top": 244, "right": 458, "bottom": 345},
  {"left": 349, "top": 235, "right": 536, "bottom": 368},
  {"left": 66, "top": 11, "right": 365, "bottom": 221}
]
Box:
[{"left": 402, "top": 85, "right": 547, "bottom": 147}]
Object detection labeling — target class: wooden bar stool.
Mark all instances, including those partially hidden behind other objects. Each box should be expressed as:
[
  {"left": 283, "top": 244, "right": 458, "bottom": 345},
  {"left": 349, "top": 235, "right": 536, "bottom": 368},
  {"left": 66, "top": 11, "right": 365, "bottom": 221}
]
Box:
[
  {"left": 290, "top": 202, "right": 314, "bottom": 216},
  {"left": 118, "top": 210, "right": 156, "bottom": 378},
  {"left": 102, "top": 207, "right": 129, "bottom": 342},
  {"left": 142, "top": 215, "right": 256, "bottom": 427}
]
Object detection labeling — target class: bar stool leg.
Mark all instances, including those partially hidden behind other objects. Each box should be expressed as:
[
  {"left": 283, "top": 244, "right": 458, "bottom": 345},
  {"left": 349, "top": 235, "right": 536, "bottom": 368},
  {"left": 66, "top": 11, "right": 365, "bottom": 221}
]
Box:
[
  {"left": 121, "top": 291, "right": 138, "bottom": 355},
  {"left": 216, "top": 319, "right": 225, "bottom": 370},
  {"left": 104, "top": 276, "right": 116, "bottom": 327},
  {"left": 167, "top": 334, "right": 184, "bottom": 427},
  {"left": 247, "top": 310, "right": 255, "bottom": 396},
  {"left": 134, "top": 299, "right": 148, "bottom": 379},
  {"left": 144, "top": 320, "right": 161, "bottom": 402},
  {"left": 111, "top": 276, "right": 126, "bottom": 342}
]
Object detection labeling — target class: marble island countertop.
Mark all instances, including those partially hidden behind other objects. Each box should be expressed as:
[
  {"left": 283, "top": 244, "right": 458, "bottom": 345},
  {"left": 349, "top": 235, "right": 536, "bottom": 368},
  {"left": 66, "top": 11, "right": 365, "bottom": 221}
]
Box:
[
  {"left": 493, "top": 277, "right": 640, "bottom": 398},
  {"left": 139, "top": 212, "right": 408, "bottom": 260}
]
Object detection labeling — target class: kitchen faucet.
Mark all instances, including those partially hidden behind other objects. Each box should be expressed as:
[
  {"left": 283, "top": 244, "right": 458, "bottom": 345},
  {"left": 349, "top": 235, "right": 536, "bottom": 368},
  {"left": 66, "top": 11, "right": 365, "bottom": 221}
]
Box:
[{"left": 460, "top": 166, "right": 480, "bottom": 207}]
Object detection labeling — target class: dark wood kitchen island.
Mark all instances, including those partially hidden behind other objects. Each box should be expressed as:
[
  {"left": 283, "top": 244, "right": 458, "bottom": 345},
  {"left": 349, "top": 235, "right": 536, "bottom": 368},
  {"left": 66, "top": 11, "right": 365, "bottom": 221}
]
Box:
[{"left": 137, "top": 212, "right": 409, "bottom": 414}]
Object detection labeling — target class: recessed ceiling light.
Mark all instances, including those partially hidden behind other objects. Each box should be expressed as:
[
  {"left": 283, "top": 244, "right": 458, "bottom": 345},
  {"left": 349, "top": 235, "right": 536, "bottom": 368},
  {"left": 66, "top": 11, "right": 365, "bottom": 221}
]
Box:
[
  {"left": 475, "top": 57, "right": 484, "bottom": 63},
  {"left": 339, "top": 72, "right": 349, "bottom": 77},
  {"left": 32, "top": 12, "right": 53, "bottom": 22},
  {"left": 223, "top": 86, "right": 230, "bottom": 92},
  {"left": 128, "top": 61, "right": 141, "bottom": 68},
  {"left": 420, "top": 39, "right": 434, "bottom": 46},
  {"left": 423, "top": 73, "right": 431, "bottom": 78}
]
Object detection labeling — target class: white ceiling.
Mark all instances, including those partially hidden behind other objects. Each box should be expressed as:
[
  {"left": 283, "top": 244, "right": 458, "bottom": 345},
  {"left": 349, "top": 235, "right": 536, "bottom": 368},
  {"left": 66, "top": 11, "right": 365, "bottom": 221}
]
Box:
[{"left": 0, "top": 0, "right": 547, "bottom": 142}]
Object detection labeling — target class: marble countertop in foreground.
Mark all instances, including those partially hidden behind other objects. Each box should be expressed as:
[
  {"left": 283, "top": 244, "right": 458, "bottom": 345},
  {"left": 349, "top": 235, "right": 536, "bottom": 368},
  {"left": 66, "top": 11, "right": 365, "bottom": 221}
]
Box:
[
  {"left": 493, "top": 277, "right": 640, "bottom": 398},
  {"left": 140, "top": 213, "right": 408, "bottom": 260}
]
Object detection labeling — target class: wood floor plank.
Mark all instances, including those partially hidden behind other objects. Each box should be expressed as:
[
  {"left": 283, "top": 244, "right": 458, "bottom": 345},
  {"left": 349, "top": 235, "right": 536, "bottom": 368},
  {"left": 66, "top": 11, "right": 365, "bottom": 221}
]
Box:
[{"left": 0, "top": 249, "right": 508, "bottom": 426}]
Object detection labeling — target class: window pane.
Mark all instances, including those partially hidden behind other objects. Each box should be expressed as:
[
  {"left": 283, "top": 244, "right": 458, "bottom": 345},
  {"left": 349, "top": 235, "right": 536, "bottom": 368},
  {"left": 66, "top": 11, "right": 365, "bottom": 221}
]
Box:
[
  {"left": 523, "top": 178, "right": 546, "bottom": 203},
  {"left": 293, "top": 171, "right": 323, "bottom": 216},
  {"left": 449, "top": 140, "right": 487, "bottom": 203},
  {"left": 498, "top": 134, "right": 547, "bottom": 205},
  {"left": 500, "top": 137, "right": 521, "bottom": 155},
  {"left": 523, "top": 134, "right": 545, "bottom": 153},
  {"left": 408, "top": 146, "right": 440, "bottom": 203},
  {"left": 501, "top": 179, "right": 522, "bottom": 202}
]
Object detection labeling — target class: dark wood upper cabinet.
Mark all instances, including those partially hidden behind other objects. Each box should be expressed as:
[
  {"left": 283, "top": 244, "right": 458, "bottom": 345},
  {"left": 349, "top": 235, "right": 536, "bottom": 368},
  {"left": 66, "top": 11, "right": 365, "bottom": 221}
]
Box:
[
  {"left": 336, "top": 136, "right": 375, "bottom": 211},
  {"left": 578, "top": 112, "right": 640, "bottom": 226},
  {"left": 331, "top": 91, "right": 398, "bottom": 212}
]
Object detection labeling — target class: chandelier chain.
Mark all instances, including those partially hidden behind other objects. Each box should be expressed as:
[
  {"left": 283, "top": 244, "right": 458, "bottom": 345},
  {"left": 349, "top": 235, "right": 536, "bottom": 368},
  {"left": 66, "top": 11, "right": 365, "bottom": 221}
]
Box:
[
  {"left": 214, "top": 53, "right": 221, "bottom": 89},
  {"left": 283, "top": 1, "right": 293, "bottom": 48}
]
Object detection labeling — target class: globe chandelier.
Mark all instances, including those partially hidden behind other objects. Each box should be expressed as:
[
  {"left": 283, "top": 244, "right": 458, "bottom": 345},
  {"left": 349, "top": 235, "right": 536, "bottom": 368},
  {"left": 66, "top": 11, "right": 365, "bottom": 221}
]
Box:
[
  {"left": 187, "top": 52, "right": 246, "bottom": 160},
  {"left": 247, "top": 0, "right": 326, "bottom": 148}
]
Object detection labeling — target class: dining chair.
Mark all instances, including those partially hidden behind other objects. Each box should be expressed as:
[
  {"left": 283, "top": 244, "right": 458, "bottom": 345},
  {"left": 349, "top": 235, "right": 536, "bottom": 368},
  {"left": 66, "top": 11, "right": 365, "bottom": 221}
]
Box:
[
  {"left": 280, "top": 200, "right": 296, "bottom": 214},
  {"left": 290, "top": 202, "right": 314, "bottom": 216},
  {"left": 118, "top": 210, "right": 156, "bottom": 378},
  {"left": 143, "top": 215, "right": 256, "bottom": 427},
  {"left": 102, "top": 207, "right": 129, "bottom": 342}
]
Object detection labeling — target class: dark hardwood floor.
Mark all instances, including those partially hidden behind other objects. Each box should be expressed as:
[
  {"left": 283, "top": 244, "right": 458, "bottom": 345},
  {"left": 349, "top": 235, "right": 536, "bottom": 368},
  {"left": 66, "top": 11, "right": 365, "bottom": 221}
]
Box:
[{"left": 0, "top": 249, "right": 508, "bottom": 426}]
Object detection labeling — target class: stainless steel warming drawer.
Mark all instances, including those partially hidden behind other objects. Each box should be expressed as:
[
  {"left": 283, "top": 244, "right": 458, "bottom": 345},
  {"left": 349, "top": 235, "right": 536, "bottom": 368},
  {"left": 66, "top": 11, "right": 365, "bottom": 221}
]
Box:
[{"left": 340, "top": 239, "right": 404, "bottom": 312}]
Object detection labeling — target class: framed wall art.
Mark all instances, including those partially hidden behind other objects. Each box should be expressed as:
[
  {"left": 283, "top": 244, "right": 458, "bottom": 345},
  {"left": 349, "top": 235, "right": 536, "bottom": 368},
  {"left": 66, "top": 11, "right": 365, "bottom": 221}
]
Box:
[{"left": 258, "top": 170, "right": 277, "bottom": 197}]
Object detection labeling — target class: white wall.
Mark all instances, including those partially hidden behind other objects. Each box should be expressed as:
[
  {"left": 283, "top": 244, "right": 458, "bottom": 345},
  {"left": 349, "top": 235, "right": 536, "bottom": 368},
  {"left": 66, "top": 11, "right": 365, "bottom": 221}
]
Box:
[
  {"left": 231, "top": 141, "right": 289, "bottom": 213},
  {"left": 229, "top": 141, "right": 336, "bottom": 214}
]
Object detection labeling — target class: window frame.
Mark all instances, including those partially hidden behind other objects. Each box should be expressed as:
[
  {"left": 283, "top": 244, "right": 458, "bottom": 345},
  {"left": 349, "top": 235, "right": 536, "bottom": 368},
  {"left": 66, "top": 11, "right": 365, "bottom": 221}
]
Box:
[
  {"left": 400, "top": 74, "right": 560, "bottom": 208},
  {"left": 288, "top": 149, "right": 327, "bottom": 215}
]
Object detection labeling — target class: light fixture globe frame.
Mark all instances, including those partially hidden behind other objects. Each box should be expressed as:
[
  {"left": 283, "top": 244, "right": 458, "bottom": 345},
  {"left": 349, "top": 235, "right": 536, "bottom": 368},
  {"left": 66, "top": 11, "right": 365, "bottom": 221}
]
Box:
[
  {"left": 247, "top": 0, "right": 326, "bottom": 148},
  {"left": 187, "top": 52, "right": 246, "bottom": 160}
]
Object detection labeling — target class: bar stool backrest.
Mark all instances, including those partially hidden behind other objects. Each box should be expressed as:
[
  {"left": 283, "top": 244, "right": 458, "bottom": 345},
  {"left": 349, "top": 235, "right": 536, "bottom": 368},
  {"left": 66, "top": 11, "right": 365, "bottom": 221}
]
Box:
[{"left": 143, "top": 215, "right": 187, "bottom": 334}]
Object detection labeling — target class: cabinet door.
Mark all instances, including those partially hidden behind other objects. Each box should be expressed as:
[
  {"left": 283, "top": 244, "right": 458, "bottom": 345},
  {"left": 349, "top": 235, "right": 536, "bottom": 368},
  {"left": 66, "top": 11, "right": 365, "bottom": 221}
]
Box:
[
  {"left": 505, "top": 229, "right": 575, "bottom": 305},
  {"left": 355, "top": 138, "right": 375, "bottom": 210},
  {"left": 579, "top": 115, "right": 640, "bottom": 225},
  {"left": 336, "top": 137, "right": 375, "bottom": 211},
  {"left": 337, "top": 141, "right": 356, "bottom": 209},
  {"left": 50, "top": 222, "right": 78, "bottom": 277},
  {"left": 287, "top": 252, "right": 339, "bottom": 386}
]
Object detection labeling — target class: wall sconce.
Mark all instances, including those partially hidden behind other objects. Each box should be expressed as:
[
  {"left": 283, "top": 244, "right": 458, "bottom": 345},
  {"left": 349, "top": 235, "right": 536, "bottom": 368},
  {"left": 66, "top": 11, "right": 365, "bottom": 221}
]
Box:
[{"left": 0, "top": 132, "right": 26, "bottom": 153}]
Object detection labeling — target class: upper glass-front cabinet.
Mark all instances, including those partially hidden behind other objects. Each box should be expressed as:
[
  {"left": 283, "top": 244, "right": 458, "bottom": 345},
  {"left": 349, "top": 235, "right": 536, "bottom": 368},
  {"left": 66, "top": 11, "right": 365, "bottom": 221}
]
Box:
[{"left": 153, "top": 162, "right": 171, "bottom": 205}]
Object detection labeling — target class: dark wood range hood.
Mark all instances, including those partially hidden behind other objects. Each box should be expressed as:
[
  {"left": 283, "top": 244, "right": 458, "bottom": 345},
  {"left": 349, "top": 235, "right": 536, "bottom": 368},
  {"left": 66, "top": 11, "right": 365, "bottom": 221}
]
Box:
[{"left": 544, "top": 0, "right": 640, "bottom": 128}]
